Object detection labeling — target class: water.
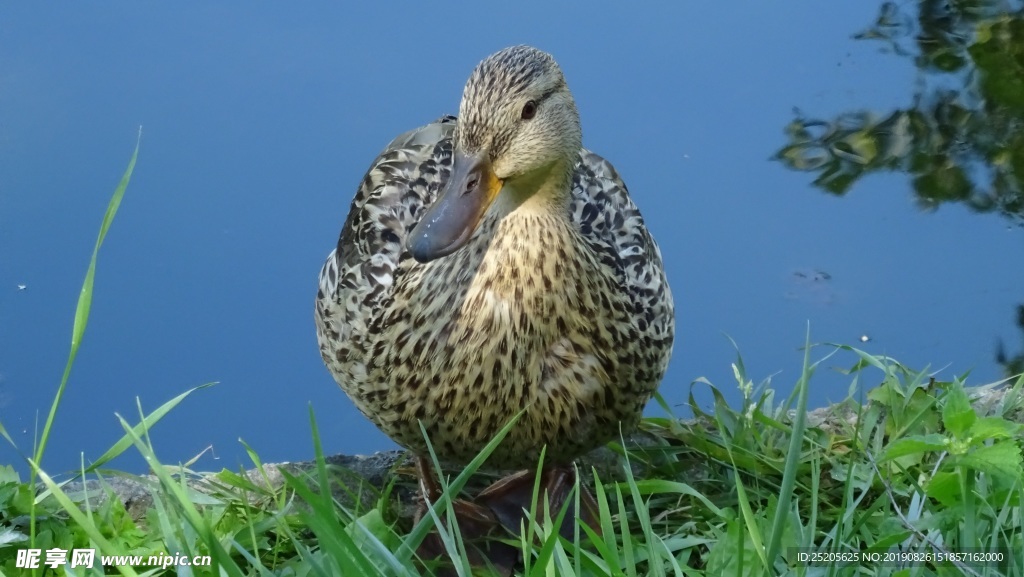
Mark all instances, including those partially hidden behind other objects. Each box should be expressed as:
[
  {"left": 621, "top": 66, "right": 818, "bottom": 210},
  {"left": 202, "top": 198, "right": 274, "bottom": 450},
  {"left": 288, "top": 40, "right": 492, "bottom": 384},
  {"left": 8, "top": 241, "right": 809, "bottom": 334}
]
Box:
[{"left": 1, "top": 2, "right": 1021, "bottom": 476}]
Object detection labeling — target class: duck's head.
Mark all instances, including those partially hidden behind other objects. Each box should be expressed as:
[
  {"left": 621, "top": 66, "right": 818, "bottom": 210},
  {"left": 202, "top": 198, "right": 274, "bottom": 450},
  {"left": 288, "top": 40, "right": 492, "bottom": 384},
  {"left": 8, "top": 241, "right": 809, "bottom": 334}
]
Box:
[{"left": 408, "top": 45, "right": 581, "bottom": 263}]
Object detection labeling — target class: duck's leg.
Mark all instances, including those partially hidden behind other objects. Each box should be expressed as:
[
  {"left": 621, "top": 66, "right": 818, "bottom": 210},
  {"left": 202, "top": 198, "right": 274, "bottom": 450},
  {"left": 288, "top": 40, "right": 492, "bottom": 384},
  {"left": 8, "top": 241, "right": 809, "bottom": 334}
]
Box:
[
  {"left": 476, "top": 466, "right": 602, "bottom": 540},
  {"left": 416, "top": 455, "right": 442, "bottom": 503},
  {"left": 413, "top": 456, "right": 497, "bottom": 529}
]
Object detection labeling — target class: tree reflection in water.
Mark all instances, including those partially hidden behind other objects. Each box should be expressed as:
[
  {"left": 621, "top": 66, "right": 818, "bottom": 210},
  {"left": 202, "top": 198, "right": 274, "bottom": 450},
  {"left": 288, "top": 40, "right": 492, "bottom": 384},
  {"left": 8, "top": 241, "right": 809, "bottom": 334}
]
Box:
[{"left": 775, "top": 0, "right": 1024, "bottom": 377}]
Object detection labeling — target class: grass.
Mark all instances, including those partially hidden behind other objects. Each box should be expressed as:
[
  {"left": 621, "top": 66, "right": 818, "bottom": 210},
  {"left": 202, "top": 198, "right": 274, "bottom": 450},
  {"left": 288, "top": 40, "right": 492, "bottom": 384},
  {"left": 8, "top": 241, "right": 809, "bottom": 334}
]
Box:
[{"left": 1, "top": 144, "right": 1023, "bottom": 576}]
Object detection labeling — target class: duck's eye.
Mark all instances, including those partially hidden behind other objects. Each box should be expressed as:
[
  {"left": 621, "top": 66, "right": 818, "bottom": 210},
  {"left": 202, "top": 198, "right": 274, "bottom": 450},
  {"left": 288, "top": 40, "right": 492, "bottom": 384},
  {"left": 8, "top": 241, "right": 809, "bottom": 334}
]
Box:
[{"left": 521, "top": 100, "right": 538, "bottom": 120}]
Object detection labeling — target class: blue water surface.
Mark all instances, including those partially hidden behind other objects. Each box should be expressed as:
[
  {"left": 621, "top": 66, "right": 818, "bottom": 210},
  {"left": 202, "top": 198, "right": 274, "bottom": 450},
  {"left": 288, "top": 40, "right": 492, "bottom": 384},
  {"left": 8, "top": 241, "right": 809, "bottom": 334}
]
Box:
[{"left": 1, "top": 2, "right": 1021, "bottom": 476}]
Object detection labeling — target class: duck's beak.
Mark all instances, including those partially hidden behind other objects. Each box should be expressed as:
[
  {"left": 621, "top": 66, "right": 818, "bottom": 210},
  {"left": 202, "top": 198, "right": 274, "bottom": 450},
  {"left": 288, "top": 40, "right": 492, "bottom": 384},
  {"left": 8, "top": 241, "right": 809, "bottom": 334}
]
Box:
[{"left": 407, "top": 150, "right": 502, "bottom": 263}]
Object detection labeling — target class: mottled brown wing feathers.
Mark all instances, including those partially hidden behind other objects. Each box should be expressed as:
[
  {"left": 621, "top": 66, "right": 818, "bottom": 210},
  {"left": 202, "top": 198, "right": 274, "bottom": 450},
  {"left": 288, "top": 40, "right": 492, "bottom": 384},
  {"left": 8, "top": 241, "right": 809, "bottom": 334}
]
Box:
[
  {"left": 570, "top": 150, "right": 675, "bottom": 346},
  {"left": 316, "top": 116, "right": 455, "bottom": 351}
]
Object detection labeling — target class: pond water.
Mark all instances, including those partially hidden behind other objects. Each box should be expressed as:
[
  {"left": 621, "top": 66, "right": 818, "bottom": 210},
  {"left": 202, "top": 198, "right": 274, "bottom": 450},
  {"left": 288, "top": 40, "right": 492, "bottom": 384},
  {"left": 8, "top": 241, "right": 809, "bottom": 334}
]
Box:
[{"left": 1, "top": 2, "right": 1022, "bottom": 476}]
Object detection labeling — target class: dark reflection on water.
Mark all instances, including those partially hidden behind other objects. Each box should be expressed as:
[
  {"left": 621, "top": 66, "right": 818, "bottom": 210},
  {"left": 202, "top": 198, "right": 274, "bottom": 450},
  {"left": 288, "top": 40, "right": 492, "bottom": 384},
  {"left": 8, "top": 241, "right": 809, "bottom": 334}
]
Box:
[
  {"left": 998, "top": 305, "right": 1024, "bottom": 376},
  {"left": 776, "top": 0, "right": 1024, "bottom": 378}
]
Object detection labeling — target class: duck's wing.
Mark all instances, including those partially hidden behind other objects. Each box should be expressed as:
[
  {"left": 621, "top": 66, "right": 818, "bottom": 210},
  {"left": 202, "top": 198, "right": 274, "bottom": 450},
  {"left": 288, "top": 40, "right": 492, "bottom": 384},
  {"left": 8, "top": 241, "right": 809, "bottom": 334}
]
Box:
[
  {"left": 316, "top": 116, "right": 456, "bottom": 368},
  {"left": 569, "top": 149, "right": 676, "bottom": 379}
]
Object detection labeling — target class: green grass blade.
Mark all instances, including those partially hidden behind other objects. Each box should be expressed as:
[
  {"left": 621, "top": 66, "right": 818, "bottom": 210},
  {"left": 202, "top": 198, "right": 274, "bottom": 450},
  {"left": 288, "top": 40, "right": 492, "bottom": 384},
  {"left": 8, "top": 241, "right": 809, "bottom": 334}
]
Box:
[
  {"left": 33, "top": 129, "right": 142, "bottom": 469},
  {"left": 84, "top": 383, "right": 216, "bottom": 473},
  {"left": 765, "top": 325, "right": 812, "bottom": 568}
]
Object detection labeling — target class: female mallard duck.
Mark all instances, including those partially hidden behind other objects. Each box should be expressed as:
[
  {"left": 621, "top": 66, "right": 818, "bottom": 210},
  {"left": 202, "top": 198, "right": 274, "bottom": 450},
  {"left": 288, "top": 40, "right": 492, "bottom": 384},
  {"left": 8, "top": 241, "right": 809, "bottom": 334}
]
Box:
[{"left": 315, "top": 45, "right": 674, "bottom": 528}]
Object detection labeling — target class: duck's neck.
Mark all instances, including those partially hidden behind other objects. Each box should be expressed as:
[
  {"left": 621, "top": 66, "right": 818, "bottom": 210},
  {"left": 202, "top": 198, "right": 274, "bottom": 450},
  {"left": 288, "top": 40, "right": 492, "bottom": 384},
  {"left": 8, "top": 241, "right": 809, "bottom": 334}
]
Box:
[
  {"left": 489, "top": 158, "right": 575, "bottom": 220},
  {"left": 452, "top": 156, "right": 577, "bottom": 274},
  {"left": 457, "top": 157, "right": 581, "bottom": 312}
]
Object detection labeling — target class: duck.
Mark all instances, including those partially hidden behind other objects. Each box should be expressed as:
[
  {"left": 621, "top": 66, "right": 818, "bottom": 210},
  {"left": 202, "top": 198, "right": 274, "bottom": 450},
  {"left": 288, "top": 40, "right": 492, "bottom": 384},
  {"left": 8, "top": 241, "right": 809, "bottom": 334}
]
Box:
[{"left": 315, "top": 45, "right": 674, "bottom": 538}]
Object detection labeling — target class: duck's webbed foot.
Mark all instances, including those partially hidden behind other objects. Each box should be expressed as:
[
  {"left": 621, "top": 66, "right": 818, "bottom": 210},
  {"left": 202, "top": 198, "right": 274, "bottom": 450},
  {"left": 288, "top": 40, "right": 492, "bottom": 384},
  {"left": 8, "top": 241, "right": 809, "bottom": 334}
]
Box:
[
  {"left": 410, "top": 459, "right": 600, "bottom": 576},
  {"left": 412, "top": 457, "right": 517, "bottom": 575},
  {"left": 476, "top": 465, "right": 602, "bottom": 540}
]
